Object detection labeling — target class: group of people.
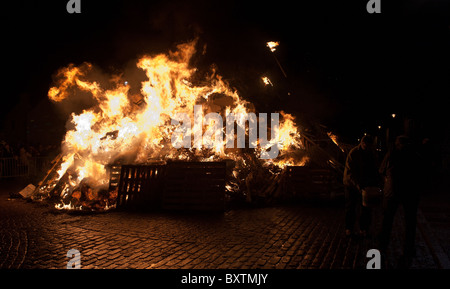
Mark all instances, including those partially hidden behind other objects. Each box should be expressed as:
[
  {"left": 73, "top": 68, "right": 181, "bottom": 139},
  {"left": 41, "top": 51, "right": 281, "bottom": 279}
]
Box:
[
  {"left": 343, "top": 134, "right": 426, "bottom": 268},
  {"left": 1, "top": 141, "right": 57, "bottom": 159},
  {"left": 0, "top": 140, "right": 58, "bottom": 177}
]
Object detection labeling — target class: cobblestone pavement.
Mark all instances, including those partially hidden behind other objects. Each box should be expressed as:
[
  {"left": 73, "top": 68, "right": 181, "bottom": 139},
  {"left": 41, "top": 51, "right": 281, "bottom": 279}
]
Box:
[{"left": 0, "top": 179, "right": 445, "bottom": 270}]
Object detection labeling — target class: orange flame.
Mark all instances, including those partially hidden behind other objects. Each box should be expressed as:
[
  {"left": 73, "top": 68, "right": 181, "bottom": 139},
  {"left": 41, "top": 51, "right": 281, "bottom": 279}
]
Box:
[
  {"left": 48, "top": 40, "right": 306, "bottom": 209},
  {"left": 266, "top": 41, "right": 279, "bottom": 52}
]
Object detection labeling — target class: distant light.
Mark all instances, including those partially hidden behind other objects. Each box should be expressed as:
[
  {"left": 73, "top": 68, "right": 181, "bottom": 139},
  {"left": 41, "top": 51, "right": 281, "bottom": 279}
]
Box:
[
  {"left": 266, "top": 41, "right": 279, "bottom": 52},
  {"left": 261, "top": 76, "right": 273, "bottom": 86},
  {"left": 378, "top": 125, "right": 381, "bottom": 130},
  {"left": 391, "top": 113, "right": 396, "bottom": 118},
  {"left": 124, "top": 81, "right": 128, "bottom": 86}
]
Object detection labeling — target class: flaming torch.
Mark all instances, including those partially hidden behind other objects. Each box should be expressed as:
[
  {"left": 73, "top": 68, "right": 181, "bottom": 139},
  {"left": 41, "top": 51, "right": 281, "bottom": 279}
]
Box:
[
  {"left": 266, "top": 41, "right": 287, "bottom": 79},
  {"left": 261, "top": 76, "right": 273, "bottom": 86}
]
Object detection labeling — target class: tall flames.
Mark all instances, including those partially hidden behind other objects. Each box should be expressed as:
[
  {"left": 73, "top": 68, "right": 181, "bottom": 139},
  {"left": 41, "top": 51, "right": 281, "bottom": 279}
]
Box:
[{"left": 43, "top": 40, "right": 306, "bottom": 210}]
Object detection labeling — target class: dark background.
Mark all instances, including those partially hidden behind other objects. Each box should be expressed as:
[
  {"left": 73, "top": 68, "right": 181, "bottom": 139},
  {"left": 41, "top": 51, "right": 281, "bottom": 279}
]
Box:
[{"left": 2, "top": 0, "right": 450, "bottom": 147}]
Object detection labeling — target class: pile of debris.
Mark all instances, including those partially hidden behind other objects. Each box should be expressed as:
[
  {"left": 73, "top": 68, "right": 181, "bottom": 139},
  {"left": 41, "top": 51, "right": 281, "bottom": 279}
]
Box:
[
  {"left": 24, "top": 154, "right": 116, "bottom": 211},
  {"left": 13, "top": 40, "right": 355, "bottom": 212}
]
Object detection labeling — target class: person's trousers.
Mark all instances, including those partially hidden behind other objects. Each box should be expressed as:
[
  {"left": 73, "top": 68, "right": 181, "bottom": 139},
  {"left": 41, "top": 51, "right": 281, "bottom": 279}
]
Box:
[
  {"left": 345, "top": 186, "right": 371, "bottom": 231},
  {"left": 379, "top": 194, "right": 419, "bottom": 257}
]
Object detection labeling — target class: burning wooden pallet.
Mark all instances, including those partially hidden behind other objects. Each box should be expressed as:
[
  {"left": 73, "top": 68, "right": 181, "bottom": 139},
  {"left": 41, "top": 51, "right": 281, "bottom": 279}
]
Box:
[
  {"left": 113, "top": 161, "right": 226, "bottom": 211},
  {"left": 163, "top": 161, "right": 226, "bottom": 211},
  {"left": 115, "top": 164, "right": 165, "bottom": 209},
  {"left": 31, "top": 154, "right": 341, "bottom": 212}
]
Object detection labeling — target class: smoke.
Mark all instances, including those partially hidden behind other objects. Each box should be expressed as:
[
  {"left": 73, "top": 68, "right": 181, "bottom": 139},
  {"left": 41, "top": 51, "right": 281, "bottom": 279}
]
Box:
[{"left": 148, "top": 0, "right": 204, "bottom": 42}]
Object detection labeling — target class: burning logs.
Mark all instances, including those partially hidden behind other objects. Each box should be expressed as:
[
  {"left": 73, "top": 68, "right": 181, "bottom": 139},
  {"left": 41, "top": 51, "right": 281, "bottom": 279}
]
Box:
[
  {"left": 55, "top": 177, "right": 117, "bottom": 211},
  {"left": 30, "top": 153, "right": 117, "bottom": 212},
  {"left": 31, "top": 153, "right": 64, "bottom": 201}
]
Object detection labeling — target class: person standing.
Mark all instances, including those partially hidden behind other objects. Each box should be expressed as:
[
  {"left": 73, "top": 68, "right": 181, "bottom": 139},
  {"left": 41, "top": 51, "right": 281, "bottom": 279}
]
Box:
[
  {"left": 378, "top": 135, "right": 424, "bottom": 268},
  {"left": 343, "top": 134, "right": 380, "bottom": 237}
]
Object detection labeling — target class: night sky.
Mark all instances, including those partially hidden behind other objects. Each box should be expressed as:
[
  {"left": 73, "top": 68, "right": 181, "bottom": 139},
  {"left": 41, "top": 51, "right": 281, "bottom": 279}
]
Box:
[{"left": 3, "top": 0, "right": 450, "bottom": 144}]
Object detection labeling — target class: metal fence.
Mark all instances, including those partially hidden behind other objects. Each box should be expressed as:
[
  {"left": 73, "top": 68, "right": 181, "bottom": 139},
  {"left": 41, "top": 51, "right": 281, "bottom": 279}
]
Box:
[{"left": 0, "top": 157, "right": 53, "bottom": 178}]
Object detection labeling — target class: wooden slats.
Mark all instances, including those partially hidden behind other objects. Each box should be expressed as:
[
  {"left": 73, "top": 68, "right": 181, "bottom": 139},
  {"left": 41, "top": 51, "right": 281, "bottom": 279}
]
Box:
[
  {"left": 112, "top": 162, "right": 226, "bottom": 211},
  {"left": 107, "top": 164, "right": 122, "bottom": 193},
  {"left": 163, "top": 162, "right": 226, "bottom": 211},
  {"left": 116, "top": 165, "right": 165, "bottom": 209}
]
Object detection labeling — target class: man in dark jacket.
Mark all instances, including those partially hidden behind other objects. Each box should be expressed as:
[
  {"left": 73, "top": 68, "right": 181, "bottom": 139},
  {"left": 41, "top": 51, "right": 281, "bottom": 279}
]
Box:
[
  {"left": 378, "top": 135, "right": 423, "bottom": 268},
  {"left": 343, "top": 135, "right": 380, "bottom": 237}
]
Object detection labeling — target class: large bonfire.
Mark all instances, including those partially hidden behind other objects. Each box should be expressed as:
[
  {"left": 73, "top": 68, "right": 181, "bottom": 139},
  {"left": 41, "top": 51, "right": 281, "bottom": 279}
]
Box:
[{"left": 35, "top": 40, "right": 308, "bottom": 211}]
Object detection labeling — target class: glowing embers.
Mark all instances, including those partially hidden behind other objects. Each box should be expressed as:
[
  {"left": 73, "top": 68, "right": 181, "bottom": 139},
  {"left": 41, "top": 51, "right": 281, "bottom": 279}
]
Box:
[{"left": 51, "top": 155, "right": 118, "bottom": 212}]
